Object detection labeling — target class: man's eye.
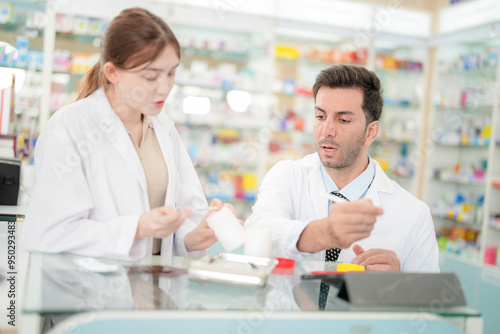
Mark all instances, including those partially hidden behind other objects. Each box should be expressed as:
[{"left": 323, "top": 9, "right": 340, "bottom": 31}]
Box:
[
  {"left": 315, "top": 115, "right": 324, "bottom": 120},
  {"left": 340, "top": 118, "right": 350, "bottom": 123},
  {"left": 145, "top": 77, "right": 158, "bottom": 81}
]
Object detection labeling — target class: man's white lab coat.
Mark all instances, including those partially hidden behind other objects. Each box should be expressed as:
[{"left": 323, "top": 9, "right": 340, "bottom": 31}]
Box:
[
  {"left": 246, "top": 153, "right": 439, "bottom": 272},
  {"left": 22, "top": 89, "right": 208, "bottom": 260}
]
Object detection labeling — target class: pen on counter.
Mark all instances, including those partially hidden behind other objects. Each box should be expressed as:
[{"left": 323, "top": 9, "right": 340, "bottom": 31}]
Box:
[{"left": 318, "top": 191, "right": 349, "bottom": 204}]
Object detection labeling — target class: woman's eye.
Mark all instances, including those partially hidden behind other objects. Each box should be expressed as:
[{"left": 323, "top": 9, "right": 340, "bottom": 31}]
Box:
[{"left": 145, "top": 77, "right": 158, "bottom": 82}]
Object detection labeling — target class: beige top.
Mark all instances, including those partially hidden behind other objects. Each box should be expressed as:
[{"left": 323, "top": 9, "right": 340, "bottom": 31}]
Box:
[{"left": 128, "top": 115, "right": 169, "bottom": 255}]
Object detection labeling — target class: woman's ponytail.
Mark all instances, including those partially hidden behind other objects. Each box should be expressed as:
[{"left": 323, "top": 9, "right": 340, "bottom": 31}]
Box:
[{"left": 76, "top": 60, "right": 106, "bottom": 101}]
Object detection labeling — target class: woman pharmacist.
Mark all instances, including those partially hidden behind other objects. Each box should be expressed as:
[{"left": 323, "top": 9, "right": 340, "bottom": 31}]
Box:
[{"left": 22, "top": 8, "right": 224, "bottom": 260}]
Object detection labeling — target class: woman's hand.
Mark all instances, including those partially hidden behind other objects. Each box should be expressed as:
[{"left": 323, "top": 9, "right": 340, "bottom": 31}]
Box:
[
  {"left": 135, "top": 206, "right": 191, "bottom": 240},
  {"left": 184, "top": 198, "right": 238, "bottom": 252}
]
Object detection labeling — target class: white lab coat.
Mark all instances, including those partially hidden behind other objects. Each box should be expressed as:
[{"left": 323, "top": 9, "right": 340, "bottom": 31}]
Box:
[
  {"left": 245, "top": 153, "right": 439, "bottom": 272},
  {"left": 22, "top": 88, "right": 208, "bottom": 260}
]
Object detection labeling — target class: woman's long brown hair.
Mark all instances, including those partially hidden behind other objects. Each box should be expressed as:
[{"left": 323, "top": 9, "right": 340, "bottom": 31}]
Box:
[{"left": 77, "top": 7, "right": 180, "bottom": 100}]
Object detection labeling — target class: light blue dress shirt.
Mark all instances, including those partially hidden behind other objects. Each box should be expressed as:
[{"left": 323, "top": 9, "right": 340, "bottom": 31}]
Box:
[{"left": 320, "top": 156, "right": 376, "bottom": 211}]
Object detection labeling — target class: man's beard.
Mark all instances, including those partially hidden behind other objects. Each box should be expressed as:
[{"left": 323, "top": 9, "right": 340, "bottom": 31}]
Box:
[{"left": 317, "top": 129, "right": 366, "bottom": 170}]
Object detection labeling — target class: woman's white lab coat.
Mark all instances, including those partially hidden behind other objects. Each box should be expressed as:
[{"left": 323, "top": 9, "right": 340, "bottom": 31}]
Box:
[
  {"left": 245, "top": 153, "right": 439, "bottom": 272},
  {"left": 22, "top": 88, "right": 208, "bottom": 260}
]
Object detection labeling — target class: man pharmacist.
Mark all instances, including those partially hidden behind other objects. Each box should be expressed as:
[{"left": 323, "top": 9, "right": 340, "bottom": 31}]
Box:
[{"left": 245, "top": 64, "right": 439, "bottom": 272}]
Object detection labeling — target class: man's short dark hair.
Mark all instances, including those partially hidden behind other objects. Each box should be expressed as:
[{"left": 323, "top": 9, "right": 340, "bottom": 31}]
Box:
[{"left": 312, "top": 64, "right": 383, "bottom": 123}]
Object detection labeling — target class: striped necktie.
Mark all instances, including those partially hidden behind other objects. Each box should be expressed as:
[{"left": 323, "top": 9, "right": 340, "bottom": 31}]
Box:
[
  {"left": 325, "top": 192, "right": 350, "bottom": 262},
  {"left": 319, "top": 191, "right": 350, "bottom": 310}
]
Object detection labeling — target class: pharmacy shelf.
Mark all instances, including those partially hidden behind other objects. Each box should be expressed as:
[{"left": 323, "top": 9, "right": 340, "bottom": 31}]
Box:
[
  {"left": 435, "top": 106, "right": 495, "bottom": 114},
  {"left": 433, "top": 214, "right": 482, "bottom": 227},
  {"left": 437, "top": 67, "right": 498, "bottom": 75},
  {"left": 432, "top": 178, "right": 485, "bottom": 187},
  {"left": 181, "top": 47, "right": 251, "bottom": 62},
  {"left": 434, "top": 142, "right": 490, "bottom": 148},
  {"left": 372, "top": 139, "right": 414, "bottom": 145},
  {"left": 489, "top": 225, "right": 500, "bottom": 232},
  {"left": 383, "top": 104, "right": 421, "bottom": 110},
  {"left": 175, "top": 81, "right": 264, "bottom": 94}
]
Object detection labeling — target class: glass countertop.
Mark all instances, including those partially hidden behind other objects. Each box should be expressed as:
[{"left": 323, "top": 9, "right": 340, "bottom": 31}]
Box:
[{"left": 22, "top": 252, "right": 480, "bottom": 318}]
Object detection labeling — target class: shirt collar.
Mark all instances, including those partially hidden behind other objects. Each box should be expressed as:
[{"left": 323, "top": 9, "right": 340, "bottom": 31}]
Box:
[{"left": 320, "top": 156, "right": 375, "bottom": 201}]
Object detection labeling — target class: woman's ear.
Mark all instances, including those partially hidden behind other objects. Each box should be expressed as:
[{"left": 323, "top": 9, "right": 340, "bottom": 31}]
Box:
[
  {"left": 102, "top": 62, "right": 118, "bottom": 84},
  {"left": 364, "top": 120, "right": 379, "bottom": 146}
]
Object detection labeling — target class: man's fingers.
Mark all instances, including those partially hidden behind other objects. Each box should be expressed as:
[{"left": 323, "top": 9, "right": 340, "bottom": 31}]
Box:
[
  {"left": 353, "top": 244, "right": 364, "bottom": 256},
  {"left": 343, "top": 213, "right": 378, "bottom": 226},
  {"left": 352, "top": 251, "right": 400, "bottom": 272},
  {"left": 329, "top": 232, "right": 372, "bottom": 249},
  {"left": 365, "top": 264, "right": 395, "bottom": 272},
  {"left": 333, "top": 199, "right": 383, "bottom": 215}
]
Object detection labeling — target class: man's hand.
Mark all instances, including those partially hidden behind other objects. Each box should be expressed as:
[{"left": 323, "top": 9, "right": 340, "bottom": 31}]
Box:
[
  {"left": 297, "top": 199, "right": 383, "bottom": 253},
  {"left": 351, "top": 244, "right": 400, "bottom": 272}
]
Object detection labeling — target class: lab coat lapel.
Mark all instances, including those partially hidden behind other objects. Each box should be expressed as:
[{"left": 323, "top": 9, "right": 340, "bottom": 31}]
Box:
[
  {"left": 94, "top": 91, "right": 148, "bottom": 195},
  {"left": 308, "top": 158, "right": 329, "bottom": 219},
  {"left": 150, "top": 115, "right": 176, "bottom": 207},
  {"left": 364, "top": 161, "right": 395, "bottom": 206}
]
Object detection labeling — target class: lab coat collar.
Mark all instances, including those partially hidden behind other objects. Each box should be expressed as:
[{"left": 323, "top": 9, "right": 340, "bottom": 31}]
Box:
[
  {"left": 364, "top": 159, "right": 395, "bottom": 207},
  {"left": 306, "top": 153, "right": 394, "bottom": 216}
]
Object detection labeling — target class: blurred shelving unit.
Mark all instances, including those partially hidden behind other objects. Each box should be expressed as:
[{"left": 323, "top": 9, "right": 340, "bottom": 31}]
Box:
[
  {"left": 371, "top": 44, "right": 427, "bottom": 196},
  {"left": 269, "top": 35, "right": 360, "bottom": 171},
  {"left": 164, "top": 16, "right": 274, "bottom": 220},
  {"left": 424, "top": 28, "right": 500, "bottom": 268},
  {"left": 0, "top": 1, "right": 46, "bottom": 138}
]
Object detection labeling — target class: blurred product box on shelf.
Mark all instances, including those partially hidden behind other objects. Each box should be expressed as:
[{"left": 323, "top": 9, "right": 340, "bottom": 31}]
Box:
[
  {"left": 431, "top": 190, "right": 484, "bottom": 226},
  {"left": 436, "top": 225, "right": 481, "bottom": 262},
  {"left": 484, "top": 245, "right": 497, "bottom": 266},
  {"left": 55, "top": 13, "right": 108, "bottom": 36},
  {"left": 437, "top": 47, "right": 499, "bottom": 72},
  {"left": 434, "top": 160, "right": 487, "bottom": 185},
  {"left": 275, "top": 44, "right": 368, "bottom": 64},
  {"left": 0, "top": 2, "right": 13, "bottom": 24},
  {"left": 375, "top": 55, "right": 423, "bottom": 71},
  {"left": 205, "top": 170, "right": 257, "bottom": 203}
]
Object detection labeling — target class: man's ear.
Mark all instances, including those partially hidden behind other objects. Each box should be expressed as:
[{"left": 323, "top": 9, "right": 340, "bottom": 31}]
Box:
[
  {"left": 102, "top": 62, "right": 118, "bottom": 84},
  {"left": 364, "top": 120, "right": 379, "bottom": 146}
]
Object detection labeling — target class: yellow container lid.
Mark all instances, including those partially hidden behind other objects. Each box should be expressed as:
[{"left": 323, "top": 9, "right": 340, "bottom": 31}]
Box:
[{"left": 336, "top": 263, "right": 365, "bottom": 272}]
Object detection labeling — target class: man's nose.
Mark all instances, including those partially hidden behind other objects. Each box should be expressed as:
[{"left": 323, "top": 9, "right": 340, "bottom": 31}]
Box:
[{"left": 322, "top": 119, "right": 337, "bottom": 137}]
